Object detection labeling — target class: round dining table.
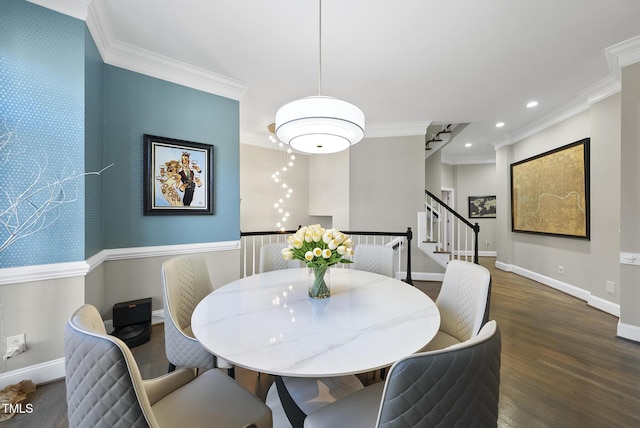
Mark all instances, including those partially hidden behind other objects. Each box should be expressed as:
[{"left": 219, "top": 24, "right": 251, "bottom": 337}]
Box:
[{"left": 191, "top": 267, "right": 440, "bottom": 378}]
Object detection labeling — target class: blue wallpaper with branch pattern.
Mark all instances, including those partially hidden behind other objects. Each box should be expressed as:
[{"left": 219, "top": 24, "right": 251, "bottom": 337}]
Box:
[{"left": 1, "top": 0, "right": 85, "bottom": 268}]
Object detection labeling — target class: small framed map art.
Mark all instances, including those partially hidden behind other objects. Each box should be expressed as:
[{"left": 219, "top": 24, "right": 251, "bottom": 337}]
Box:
[
  {"left": 468, "top": 195, "right": 497, "bottom": 218},
  {"left": 510, "top": 138, "right": 590, "bottom": 239}
]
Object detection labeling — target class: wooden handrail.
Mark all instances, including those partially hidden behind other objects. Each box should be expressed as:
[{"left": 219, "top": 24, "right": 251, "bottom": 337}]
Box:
[
  {"left": 240, "top": 227, "right": 414, "bottom": 284},
  {"left": 425, "top": 189, "right": 480, "bottom": 264}
]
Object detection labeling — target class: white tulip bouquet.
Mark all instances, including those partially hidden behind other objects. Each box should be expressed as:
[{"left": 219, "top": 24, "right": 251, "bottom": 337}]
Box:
[
  {"left": 282, "top": 224, "right": 354, "bottom": 268},
  {"left": 282, "top": 224, "right": 354, "bottom": 298}
]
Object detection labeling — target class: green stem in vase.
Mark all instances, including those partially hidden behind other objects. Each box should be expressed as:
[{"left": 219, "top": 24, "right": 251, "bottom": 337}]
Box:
[{"left": 309, "top": 266, "right": 330, "bottom": 299}]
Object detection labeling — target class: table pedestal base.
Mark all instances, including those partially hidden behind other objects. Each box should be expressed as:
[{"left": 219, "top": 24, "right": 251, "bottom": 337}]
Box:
[{"left": 266, "top": 375, "right": 364, "bottom": 428}]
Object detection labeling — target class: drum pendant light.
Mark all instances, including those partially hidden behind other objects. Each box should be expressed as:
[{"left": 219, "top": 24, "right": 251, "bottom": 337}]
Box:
[{"left": 275, "top": 0, "right": 365, "bottom": 154}]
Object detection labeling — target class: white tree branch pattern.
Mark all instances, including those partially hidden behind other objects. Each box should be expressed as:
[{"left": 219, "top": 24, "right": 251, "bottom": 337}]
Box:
[{"left": 0, "top": 119, "right": 113, "bottom": 253}]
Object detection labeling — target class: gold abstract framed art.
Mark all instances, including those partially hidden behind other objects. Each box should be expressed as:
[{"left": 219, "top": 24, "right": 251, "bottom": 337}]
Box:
[{"left": 510, "top": 138, "right": 590, "bottom": 239}]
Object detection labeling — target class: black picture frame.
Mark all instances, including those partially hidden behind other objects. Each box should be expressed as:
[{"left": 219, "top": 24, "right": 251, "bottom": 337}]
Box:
[
  {"left": 510, "top": 138, "right": 590, "bottom": 239},
  {"left": 143, "top": 134, "right": 213, "bottom": 215},
  {"left": 468, "top": 195, "right": 497, "bottom": 218}
]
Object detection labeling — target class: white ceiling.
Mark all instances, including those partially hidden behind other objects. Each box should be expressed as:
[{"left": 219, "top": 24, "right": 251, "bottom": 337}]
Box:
[{"left": 37, "top": 0, "right": 640, "bottom": 163}]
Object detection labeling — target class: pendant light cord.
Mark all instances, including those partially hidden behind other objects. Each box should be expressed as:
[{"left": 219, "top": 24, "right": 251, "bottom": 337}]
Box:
[{"left": 318, "top": 0, "right": 323, "bottom": 96}]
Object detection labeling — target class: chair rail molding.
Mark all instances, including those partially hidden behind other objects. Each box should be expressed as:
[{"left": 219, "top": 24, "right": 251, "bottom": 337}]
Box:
[
  {"left": 1, "top": 240, "right": 240, "bottom": 285},
  {"left": 0, "top": 262, "right": 90, "bottom": 286}
]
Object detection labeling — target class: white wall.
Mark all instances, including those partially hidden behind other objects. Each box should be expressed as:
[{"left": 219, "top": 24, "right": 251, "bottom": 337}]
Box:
[
  {"left": 309, "top": 151, "right": 350, "bottom": 230},
  {"left": 619, "top": 62, "right": 640, "bottom": 334},
  {"left": 496, "top": 97, "right": 621, "bottom": 311},
  {"left": 240, "top": 144, "right": 312, "bottom": 231},
  {"left": 441, "top": 163, "right": 454, "bottom": 189},
  {"left": 99, "top": 249, "right": 241, "bottom": 320},
  {"left": 0, "top": 247, "right": 241, "bottom": 389},
  {"left": 425, "top": 150, "right": 442, "bottom": 195},
  {"left": 350, "top": 136, "right": 443, "bottom": 273},
  {"left": 454, "top": 164, "right": 498, "bottom": 252},
  {"left": 0, "top": 276, "right": 83, "bottom": 375}
]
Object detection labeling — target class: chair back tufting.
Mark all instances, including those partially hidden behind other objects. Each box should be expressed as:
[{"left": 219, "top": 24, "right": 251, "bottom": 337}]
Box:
[
  {"left": 65, "top": 304, "right": 155, "bottom": 428},
  {"left": 377, "top": 320, "right": 501, "bottom": 427},
  {"left": 436, "top": 259, "right": 491, "bottom": 342},
  {"left": 162, "top": 254, "right": 220, "bottom": 370},
  {"left": 352, "top": 244, "right": 395, "bottom": 277}
]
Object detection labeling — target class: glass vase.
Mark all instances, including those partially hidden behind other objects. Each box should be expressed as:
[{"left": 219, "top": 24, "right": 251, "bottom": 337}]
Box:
[{"left": 308, "top": 266, "right": 330, "bottom": 299}]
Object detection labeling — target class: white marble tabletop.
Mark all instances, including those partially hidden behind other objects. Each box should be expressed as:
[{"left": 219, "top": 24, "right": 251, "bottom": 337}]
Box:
[{"left": 191, "top": 268, "right": 440, "bottom": 377}]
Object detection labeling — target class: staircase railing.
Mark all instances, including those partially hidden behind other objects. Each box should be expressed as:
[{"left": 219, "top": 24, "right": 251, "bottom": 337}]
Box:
[
  {"left": 424, "top": 189, "right": 480, "bottom": 264},
  {"left": 240, "top": 227, "right": 413, "bottom": 284}
]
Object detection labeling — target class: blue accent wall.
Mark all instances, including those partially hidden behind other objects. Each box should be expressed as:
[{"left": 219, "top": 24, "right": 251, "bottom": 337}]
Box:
[
  {"left": 84, "top": 27, "right": 105, "bottom": 259},
  {"left": 0, "top": 0, "right": 85, "bottom": 268},
  {"left": 0, "top": 1, "right": 241, "bottom": 267},
  {"left": 102, "top": 66, "right": 240, "bottom": 248}
]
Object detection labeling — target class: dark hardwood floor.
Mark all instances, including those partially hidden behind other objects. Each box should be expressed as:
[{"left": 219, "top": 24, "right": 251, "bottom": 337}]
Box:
[{"left": 5, "top": 257, "right": 640, "bottom": 427}]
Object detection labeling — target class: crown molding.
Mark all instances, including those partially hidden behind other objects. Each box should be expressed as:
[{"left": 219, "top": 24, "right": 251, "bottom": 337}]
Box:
[
  {"left": 365, "top": 121, "right": 432, "bottom": 138},
  {"left": 606, "top": 34, "right": 640, "bottom": 79},
  {"left": 240, "top": 133, "right": 281, "bottom": 150},
  {"left": 576, "top": 75, "right": 621, "bottom": 105},
  {"left": 492, "top": 76, "right": 619, "bottom": 150},
  {"left": 241, "top": 121, "right": 432, "bottom": 149},
  {"left": 101, "top": 39, "right": 248, "bottom": 101},
  {"left": 28, "top": 0, "right": 89, "bottom": 20},
  {"left": 441, "top": 153, "right": 496, "bottom": 165},
  {"left": 83, "top": 0, "right": 248, "bottom": 101},
  {"left": 33, "top": 0, "right": 248, "bottom": 100},
  {"left": 499, "top": 97, "right": 590, "bottom": 149},
  {"left": 240, "top": 134, "right": 316, "bottom": 158},
  {"left": 492, "top": 36, "right": 640, "bottom": 150},
  {"left": 84, "top": 0, "right": 111, "bottom": 60}
]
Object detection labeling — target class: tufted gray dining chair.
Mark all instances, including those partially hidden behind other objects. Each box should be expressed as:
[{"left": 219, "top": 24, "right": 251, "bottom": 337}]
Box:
[
  {"left": 161, "top": 254, "right": 234, "bottom": 375},
  {"left": 259, "top": 242, "right": 302, "bottom": 273},
  {"left": 352, "top": 244, "right": 395, "bottom": 277},
  {"left": 64, "top": 304, "right": 272, "bottom": 428},
  {"left": 303, "top": 320, "right": 501, "bottom": 428},
  {"left": 422, "top": 259, "right": 492, "bottom": 351}
]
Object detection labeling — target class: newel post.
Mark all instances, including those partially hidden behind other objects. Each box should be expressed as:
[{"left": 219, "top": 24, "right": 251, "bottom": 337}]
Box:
[{"left": 405, "top": 227, "right": 413, "bottom": 285}]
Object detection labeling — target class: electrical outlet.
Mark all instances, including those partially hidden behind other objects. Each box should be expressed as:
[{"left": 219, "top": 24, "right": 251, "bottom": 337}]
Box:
[
  {"left": 6, "top": 334, "right": 26, "bottom": 353},
  {"left": 606, "top": 281, "right": 615, "bottom": 293},
  {"left": 558, "top": 265, "right": 564, "bottom": 275}
]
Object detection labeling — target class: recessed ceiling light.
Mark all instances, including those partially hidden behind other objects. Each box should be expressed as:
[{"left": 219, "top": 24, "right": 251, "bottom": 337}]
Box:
[
  {"left": 465, "top": 143, "right": 472, "bottom": 148},
  {"left": 496, "top": 122, "right": 505, "bottom": 128},
  {"left": 526, "top": 101, "right": 539, "bottom": 108}
]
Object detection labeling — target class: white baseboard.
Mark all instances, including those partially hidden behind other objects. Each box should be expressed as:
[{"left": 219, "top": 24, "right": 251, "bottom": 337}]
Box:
[
  {"left": 0, "top": 311, "right": 166, "bottom": 389},
  {"left": 456, "top": 250, "right": 497, "bottom": 258},
  {"left": 495, "top": 261, "right": 511, "bottom": 272},
  {"left": 405, "top": 271, "right": 446, "bottom": 282},
  {"left": 495, "top": 261, "right": 620, "bottom": 318},
  {"left": 0, "top": 358, "right": 65, "bottom": 390},
  {"left": 480, "top": 250, "right": 498, "bottom": 257},
  {"left": 617, "top": 322, "right": 640, "bottom": 342},
  {"left": 588, "top": 295, "right": 620, "bottom": 318},
  {"left": 0, "top": 241, "right": 237, "bottom": 392}
]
